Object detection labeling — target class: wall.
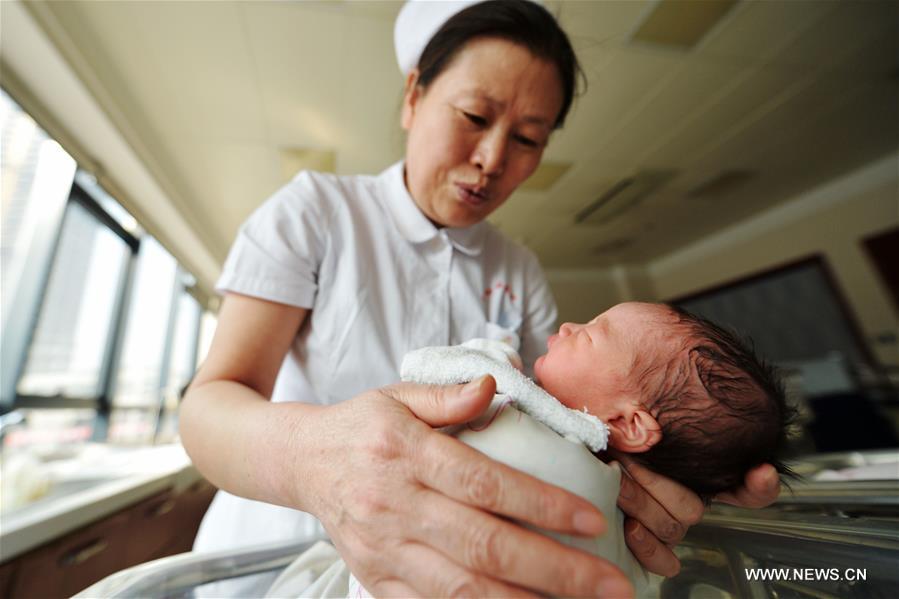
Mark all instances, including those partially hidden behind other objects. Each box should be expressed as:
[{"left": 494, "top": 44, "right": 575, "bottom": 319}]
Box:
[
  {"left": 545, "top": 264, "right": 658, "bottom": 325},
  {"left": 1, "top": 2, "right": 220, "bottom": 297},
  {"left": 648, "top": 152, "right": 898, "bottom": 367},
  {"left": 545, "top": 269, "right": 619, "bottom": 325},
  {"left": 545, "top": 152, "right": 897, "bottom": 366}
]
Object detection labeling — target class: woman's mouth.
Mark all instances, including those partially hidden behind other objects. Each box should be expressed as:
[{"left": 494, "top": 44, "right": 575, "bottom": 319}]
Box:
[{"left": 455, "top": 183, "right": 489, "bottom": 207}]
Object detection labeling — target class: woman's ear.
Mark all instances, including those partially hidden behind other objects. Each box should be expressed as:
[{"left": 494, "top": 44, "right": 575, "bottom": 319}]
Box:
[
  {"left": 607, "top": 409, "right": 661, "bottom": 453},
  {"left": 401, "top": 69, "right": 422, "bottom": 130}
]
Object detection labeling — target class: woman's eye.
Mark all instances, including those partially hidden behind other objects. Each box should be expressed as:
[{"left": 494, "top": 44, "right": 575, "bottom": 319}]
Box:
[
  {"left": 463, "top": 112, "right": 487, "bottom": 126},
  {"left": 514, "top": 134, "right": 539, "bottom": 148}
]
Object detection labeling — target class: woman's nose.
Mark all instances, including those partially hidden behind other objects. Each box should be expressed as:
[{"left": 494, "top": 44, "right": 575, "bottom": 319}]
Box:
[{"left": 472, "top": 129, "right": 507, "bottom": 176}]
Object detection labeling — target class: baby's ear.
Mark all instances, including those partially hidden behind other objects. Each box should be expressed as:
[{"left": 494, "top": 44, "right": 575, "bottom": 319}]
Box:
[{"left": 606, "top": 409, "right": 661, "bottom": 453}]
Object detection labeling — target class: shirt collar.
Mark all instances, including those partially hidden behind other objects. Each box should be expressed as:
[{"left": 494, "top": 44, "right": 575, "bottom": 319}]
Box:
[{"left": 380, "top": 160, "right": 487, "bottom": 257}]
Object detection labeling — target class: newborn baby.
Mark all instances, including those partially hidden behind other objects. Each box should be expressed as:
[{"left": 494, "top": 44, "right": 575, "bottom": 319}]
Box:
[
  {"left": 533, "top": 301, "right": 793, "bottom": 500},
  {"left": 266, "top": 302, "right": 792, "bottom": 598}
]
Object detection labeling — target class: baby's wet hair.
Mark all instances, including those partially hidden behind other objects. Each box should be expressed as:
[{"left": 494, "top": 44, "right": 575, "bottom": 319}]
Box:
[{"left": 632, "top": 305, "right": 796, "bottom": 503}]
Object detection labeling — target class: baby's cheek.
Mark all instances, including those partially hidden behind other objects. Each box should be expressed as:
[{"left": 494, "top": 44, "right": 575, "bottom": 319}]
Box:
[
  {"left": 533, "top": 355, "right": 545, "bottom": 381},
  {"left": 559, "top": 394, "right": 593, "bottom": 412},
  {"left": 544, "top": 377, "right": 589, "bottom": 411}
]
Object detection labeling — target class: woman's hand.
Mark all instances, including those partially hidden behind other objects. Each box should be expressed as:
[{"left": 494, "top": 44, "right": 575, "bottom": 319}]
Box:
[
  {"left": 715, "top": 464, "right": 782, "bottom": 508},
  {"left": 614, "top": 455, "right": 781, "bottom": 577},
  {"left": 299, "top": 376, "right": 634, "bottom": 598}
]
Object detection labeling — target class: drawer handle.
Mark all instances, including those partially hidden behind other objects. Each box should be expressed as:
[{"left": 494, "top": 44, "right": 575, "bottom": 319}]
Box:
[
  {"left": 59, "top": 538, "right": 108, "bottom": 567},
  {"left": 147, "top": 498, "right": 176, "bottom": 518}
]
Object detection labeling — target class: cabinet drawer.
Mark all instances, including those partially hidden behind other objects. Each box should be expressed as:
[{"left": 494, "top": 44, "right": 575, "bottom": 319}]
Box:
[
  {"left": 4, "top": 478, "right": 217, "bottom": 598},
  {"left": 123, "top": 489, "right": 180, "bottom": 565},
  {"left": 10, "top": 511, "right": 131, "bottom": 598}
]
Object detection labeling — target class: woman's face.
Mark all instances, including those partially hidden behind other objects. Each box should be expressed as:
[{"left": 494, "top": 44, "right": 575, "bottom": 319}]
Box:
[{"left": 402, "top": 37, "right": 563, "bottom": 228}]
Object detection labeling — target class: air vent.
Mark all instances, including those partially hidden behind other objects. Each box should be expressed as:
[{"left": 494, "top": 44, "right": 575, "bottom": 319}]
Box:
[
  {"left": 280, "top": 148, "right": 336, "bottom": 181},
  {"left": 632, "top": 0, "right": 737, "bottom": 50},
  {"left": 575, "top": 170, "right": 676, "bottom": 225},
  {"left": 520, "top": 161, "right": 572, "bottom": 191},
  {"left": 593, "top": 237, "right": 635, "bottom": 254},
  {"left": 688, "top": 170, "right": 756, "bottom": 200}
]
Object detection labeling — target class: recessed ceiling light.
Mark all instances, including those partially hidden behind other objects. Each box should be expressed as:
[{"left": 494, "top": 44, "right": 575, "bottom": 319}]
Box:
[{"left": 632, "top": 0, "right": 737, "bottom": 50}]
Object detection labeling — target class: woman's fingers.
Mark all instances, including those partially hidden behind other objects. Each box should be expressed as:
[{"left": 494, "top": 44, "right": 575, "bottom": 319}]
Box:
[
  {"left": 413, "top": 427, "right": 607, "bottom": 537},
  {"left": 715, "top": 462, "right": 781, "bottom": 507},
  {"left": 612, "top": 456, "right": 704, "bottom": 577},
  {"left": 321, "top": 386, "right": 633, "bottom": 596},
  {"left": 615, "top": 456, "right": 704, "bottom": 542},
  {"left": 389, "top": 541, "right": 538, "bottom": 599},
  {"left": 383, "top": 377, "right": 498, "bottom": 427},
  {"left": 411, "top": 490, "right": 634, "bottom": 599},
  {"left": 623, "top": 519, "right": 681, "bottom": 578},
  {"left": 374, "top": 580, "right": 418, "bottom": 598}
]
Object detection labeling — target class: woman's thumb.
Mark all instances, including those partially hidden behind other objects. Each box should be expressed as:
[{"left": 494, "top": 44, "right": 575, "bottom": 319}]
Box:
[{"left": 390, "top": 375, "right": 496, "bottom": 427}]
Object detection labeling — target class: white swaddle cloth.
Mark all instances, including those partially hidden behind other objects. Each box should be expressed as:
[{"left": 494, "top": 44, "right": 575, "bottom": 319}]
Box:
[{"left": 401, "top": 338, "right": 610, "bottom": 452}]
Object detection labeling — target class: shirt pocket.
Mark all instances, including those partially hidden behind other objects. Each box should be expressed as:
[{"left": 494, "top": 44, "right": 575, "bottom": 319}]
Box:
[{"left": 483, "top": 281, "right": 523, "bottom": 350}]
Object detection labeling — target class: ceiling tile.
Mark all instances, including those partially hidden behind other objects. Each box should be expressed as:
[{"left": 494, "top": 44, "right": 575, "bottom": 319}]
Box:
[
  {"left": 648, "top": 63, "right": 799, "bottom": 168},
  {"left": 698, "top": 0, "right": 836, "bottom": 65},
  {"left": 242, "top": 3, "right": 351, "bottom": 148},
  {"left": 26, "top": 0, "right": 898, "bottom": 272},
  {"left": 549, "top": 46, "right": 685, "bottom": 162},
  {"left": 604, "top": 58, "right": 743, "bottom": 167}
]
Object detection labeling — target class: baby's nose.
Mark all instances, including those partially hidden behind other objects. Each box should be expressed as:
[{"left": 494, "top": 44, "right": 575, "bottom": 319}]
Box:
[{"left": 559, "top": 322, "right": 578, "bottom": 337}]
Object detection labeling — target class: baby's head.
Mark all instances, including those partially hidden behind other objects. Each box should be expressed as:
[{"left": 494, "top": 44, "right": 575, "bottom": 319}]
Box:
[{"left": 534, "top": 302, "right": 793, "bottom": 501}]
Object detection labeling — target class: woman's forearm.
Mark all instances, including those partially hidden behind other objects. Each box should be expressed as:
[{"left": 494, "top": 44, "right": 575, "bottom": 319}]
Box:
[{"left": 179, "top": 380, "right": 324, "bottom": 511}]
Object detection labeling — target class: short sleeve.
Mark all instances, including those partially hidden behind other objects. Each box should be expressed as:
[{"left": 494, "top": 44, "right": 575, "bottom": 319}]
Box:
[
  {"left": 518, "top": 251, "right": 558, "bottom": 375},
  {"left": 216, "top": 171, "right": 332, "bottom": 309}
]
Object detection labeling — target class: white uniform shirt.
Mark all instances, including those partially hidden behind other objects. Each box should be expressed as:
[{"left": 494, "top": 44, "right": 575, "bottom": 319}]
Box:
[{"left": 194, "top": 161, "right": 558, "bottom": 571}]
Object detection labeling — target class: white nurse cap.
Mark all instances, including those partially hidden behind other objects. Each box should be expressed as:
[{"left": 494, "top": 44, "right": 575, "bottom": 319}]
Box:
[
  {"left": 394, "top": 0, "right": 542, "bottom": 76},
  {"left": 394, "top": 0, "right": 480, "bottom": 75}
]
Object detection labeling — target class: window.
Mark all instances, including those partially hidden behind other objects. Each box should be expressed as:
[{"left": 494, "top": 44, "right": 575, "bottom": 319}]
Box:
[
  {"left": 17, "top": 201, "right": 131, "bottom": 399},
  {"left": 1, "top": 87, "right": 210, "bottom": 450},
  {"left": 155, "top": 289, "right": 202, "bottom": 443},
  {"left": 1, "top": 90, "right": 75, "bottom": 406},
  {"left": 112, "top": 237, "right": 180, "bottom": 409}
]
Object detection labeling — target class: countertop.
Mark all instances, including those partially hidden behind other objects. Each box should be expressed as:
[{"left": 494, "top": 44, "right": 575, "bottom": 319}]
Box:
[{"left": 0, "top": 444, "right": 202, "bottom": 563}]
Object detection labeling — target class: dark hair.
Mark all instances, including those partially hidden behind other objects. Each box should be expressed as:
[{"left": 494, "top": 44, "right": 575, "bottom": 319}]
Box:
[
  {"left": 416, "top": 0, "right": 584, "bottom": 129},
  {"left": 633, "top": 305, "right": 797, "bottom": 503}
]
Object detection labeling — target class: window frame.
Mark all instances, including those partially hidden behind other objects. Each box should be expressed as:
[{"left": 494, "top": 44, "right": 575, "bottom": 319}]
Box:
[{"left": 5, "top": 183, "right": 204, "bottom": 443}]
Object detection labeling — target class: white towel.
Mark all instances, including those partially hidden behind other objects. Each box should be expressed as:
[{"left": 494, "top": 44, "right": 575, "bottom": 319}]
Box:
[{"left": 401, "top": 339, "right": 609, "bottom": 453}]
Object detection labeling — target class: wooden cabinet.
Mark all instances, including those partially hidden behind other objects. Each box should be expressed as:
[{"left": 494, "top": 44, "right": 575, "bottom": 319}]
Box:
[{"left": 0, "top": 479, "right": 217, "bottom": 599}]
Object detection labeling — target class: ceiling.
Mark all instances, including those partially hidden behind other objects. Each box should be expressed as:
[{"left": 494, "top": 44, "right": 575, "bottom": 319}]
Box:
[{"left": 22, "top": 0, "right": 899, "bottom": 270}]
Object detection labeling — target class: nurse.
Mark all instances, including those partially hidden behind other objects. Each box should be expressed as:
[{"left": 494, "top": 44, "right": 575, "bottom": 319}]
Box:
[{"left": 181, "top": 1, "right": 780, "bottom": 596}]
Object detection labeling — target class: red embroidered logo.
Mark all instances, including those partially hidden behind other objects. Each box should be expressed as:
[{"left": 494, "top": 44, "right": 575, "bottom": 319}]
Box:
[{"left": 483, "top": 282, "right": 516, "bottom": 302}]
